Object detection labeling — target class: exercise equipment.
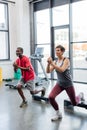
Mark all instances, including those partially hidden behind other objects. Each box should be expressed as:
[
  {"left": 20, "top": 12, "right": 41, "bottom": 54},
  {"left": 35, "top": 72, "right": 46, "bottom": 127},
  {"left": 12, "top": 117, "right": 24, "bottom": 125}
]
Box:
[
  {"left": 32, "top": 95, "right": 49, "bottom": 102},
  {"left": 0, "top": 67, "right": 2, "bottom": 82},
  {"left": 5, "top": 80, "right": 18, "bottom": 89},
  {"left": 3, "top": 78, "right": 13, "bottom": 82},
  {"left": 14, "top": 68, "right": 21, "bottom": 80},
  {"left": 64, "top": 99, "right": 87, "bottom": 110},
  {"left": 30, "top": 47, "right": 49, "bottom": 86},
  {"left": 5, "top": 80, "right": 26, "bottom": 89}
]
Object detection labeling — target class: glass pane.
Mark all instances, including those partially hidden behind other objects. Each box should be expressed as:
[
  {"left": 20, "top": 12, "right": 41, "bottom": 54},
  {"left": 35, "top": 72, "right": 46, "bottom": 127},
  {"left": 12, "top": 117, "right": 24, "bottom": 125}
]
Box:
[
  {"left": 52, "top": 4, "right": 69, "bottom": 26},
  {"left": 54, "top": 28, "right": 69, "bottom": 57},
  {"left": 72, "top": 0, "right": 87, "bottom": 42},
  {"left": 35, "top": 9, "right": 50, "bottom": 44},
  {"left": 0, "top": 32, "right": 9, "bottom": 59},
  {"left": 0, "top": 4, "right": 8, "bottom": 30},
  {"left": 73, "top": 43, "right": 87, "bottom": 83}
]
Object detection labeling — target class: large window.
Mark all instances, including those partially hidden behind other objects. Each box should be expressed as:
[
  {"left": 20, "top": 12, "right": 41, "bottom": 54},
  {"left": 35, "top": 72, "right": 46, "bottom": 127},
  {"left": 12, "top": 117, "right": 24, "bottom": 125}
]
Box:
[
  {"left": 34, "top": 9, "right": 51, "bottom": 78},
  {"left": 72, "top": 0, "right": 87, "bottom": 83},
  {"left": 72, "top": 0, "right": 87, "bottom": 42},
  {"left": 35, "top": 9, "right": 50, "bottom": 44},
  {"left": 32, "top": 0, "right": 87, "bottom": 84},
  {"left": 0, "top": 3, "right": 9, "bottom": 60},
  {"left": 52, "top": 4, "right": 69, "bottom": 26},
  {"left": 73, "top": 43, "right": 87, "bottom": 83}
]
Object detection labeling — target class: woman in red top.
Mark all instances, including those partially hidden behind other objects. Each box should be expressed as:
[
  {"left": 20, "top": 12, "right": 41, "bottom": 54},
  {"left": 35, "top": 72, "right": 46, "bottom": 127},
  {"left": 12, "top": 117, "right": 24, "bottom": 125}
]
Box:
[{"left": 13, "top": 47, "right": 45, "bottom": 108}]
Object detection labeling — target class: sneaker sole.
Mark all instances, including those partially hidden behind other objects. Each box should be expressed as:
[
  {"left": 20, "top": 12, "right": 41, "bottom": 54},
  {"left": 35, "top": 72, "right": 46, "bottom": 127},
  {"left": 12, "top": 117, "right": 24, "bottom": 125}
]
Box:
[
  {"left": 20, "top": 103, "right": 28, "bottom": 108},
  {"left": 51, "top": 117, "right": 62, "bottom": 121}
]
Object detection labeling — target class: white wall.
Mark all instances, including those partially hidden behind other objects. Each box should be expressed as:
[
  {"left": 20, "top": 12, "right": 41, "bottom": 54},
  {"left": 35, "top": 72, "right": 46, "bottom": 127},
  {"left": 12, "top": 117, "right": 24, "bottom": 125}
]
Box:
[{"left": 0, "top": 0, "right": 30, "bottom": 79}]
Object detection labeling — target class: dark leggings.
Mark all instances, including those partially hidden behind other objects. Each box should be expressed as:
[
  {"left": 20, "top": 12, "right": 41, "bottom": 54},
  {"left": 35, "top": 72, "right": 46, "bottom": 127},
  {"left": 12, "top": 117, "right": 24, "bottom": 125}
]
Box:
[{"left": 49, "top": 83, "right": 79, "bottom": 110}]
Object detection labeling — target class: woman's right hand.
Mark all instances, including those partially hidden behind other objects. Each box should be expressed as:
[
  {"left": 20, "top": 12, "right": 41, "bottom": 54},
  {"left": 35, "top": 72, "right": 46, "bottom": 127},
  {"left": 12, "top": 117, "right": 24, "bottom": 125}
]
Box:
[{"left": 47, "top": 57, "right": 53, "bottom": 64}]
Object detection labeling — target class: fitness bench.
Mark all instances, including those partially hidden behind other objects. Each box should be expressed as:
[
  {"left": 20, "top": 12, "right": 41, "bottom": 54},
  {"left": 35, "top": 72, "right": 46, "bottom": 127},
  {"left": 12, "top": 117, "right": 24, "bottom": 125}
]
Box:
[
  {"left": 5, "top": 80, "right": 18, "bottom": 89},
  {"left": 32, "top": 95, "right": 49, "bottom": 102},
  {"left": 64, "top": 99, "right": 87, "bottom": 110}
]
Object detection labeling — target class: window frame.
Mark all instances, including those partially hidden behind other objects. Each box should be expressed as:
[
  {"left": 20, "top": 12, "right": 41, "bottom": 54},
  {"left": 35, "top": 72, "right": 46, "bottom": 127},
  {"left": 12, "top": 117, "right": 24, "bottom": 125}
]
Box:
[{"left": 0, "top": 2, "right": 10, "bottom": 61}]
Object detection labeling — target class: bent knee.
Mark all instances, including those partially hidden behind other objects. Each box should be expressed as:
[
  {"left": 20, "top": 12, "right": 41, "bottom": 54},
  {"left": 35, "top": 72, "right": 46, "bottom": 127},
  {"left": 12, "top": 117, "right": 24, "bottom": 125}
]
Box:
[
  {"left": 49, "top": 95, "right": 54, "bottom": 101},
  {"left": 30, "top": 91, "right": 34, "bottom": 95}
]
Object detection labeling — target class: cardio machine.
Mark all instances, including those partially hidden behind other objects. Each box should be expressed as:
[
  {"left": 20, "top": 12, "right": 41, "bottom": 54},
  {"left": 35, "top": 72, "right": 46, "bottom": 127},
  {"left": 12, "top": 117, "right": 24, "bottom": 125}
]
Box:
[
  {"left": 30, "top": 47, "right": 49, "bottom": 86},
  {"left": 30, "top": 47, "right": 49, "bottom": 102}
]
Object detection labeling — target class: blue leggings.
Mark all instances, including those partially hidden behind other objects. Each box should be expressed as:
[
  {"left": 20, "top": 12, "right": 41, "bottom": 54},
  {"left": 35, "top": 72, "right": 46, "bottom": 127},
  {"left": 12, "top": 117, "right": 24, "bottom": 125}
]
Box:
[{"left": 49, "top": 83, "right": 79, "bottom": 110}]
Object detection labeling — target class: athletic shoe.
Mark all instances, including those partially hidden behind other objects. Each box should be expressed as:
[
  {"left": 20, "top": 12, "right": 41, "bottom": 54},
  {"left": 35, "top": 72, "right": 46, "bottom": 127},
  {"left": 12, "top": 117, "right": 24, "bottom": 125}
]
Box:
[
  {"left": 20, "top": 100, "right": 28, "bottom": 108},
  {"left": 79, "top": 92, "right": 85, "bottom": 103},
  {"left": 51, "top": 111, "right": 62, "bottom": 121},
  {"left": 77, "top": 92, "right": 85, "bottom": 104},
  {"left": 41, "top": 87, "right": 46, "bottom": 97}
]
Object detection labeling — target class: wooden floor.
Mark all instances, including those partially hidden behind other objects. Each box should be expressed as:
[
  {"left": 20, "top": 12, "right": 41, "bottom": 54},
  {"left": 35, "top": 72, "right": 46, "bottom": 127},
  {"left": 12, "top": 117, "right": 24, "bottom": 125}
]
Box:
[{"left": 0, "top": 80, "right": 87, "bottom": 130}]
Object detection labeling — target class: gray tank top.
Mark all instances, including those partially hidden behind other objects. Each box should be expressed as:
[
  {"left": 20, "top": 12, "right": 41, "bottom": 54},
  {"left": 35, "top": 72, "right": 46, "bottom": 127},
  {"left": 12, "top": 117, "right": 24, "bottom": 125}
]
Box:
[{"left": 55, "top": 58, "right": 73, "bottom": 88}]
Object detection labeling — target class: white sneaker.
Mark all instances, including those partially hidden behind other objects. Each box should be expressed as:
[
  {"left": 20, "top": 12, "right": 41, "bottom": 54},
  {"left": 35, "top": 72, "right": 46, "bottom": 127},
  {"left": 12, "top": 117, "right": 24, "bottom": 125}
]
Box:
[
  {"left": 77, "top": 92, "right": 85, "bottom": 104},
  {"left": 51, "top": 111, "right": 62, "bottom": 121},
  {"left": 79, "top": 92, "right": 85, "bottom": 103}
]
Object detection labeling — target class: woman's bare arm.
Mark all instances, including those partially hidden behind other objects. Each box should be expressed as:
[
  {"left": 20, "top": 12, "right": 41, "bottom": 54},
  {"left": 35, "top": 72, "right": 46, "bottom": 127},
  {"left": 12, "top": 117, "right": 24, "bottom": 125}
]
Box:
[{"left": 50, "top": 58, "right": 70, "bottom": 73}]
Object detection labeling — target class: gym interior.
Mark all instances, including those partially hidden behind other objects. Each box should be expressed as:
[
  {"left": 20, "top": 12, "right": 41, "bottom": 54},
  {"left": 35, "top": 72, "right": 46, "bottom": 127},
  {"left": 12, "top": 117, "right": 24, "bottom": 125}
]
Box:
[{"left": 0, "top": 0, "right": 87, "bottom": 130}]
